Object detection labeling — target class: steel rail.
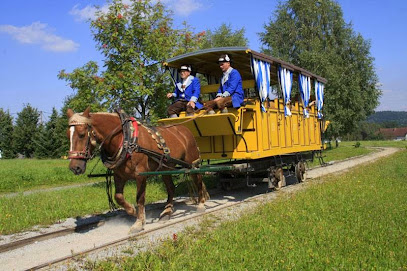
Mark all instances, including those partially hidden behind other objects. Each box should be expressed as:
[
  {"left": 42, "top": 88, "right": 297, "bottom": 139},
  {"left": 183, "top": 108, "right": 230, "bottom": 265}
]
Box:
[{"left": 0, "top": 220, "right": 105, "bottom": 254}]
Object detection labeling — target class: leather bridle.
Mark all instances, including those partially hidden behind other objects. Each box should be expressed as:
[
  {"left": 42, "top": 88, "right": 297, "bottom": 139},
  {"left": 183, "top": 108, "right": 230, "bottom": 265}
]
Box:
[{"left": 68, "top": 123, "right": 95, "bottom": 160}]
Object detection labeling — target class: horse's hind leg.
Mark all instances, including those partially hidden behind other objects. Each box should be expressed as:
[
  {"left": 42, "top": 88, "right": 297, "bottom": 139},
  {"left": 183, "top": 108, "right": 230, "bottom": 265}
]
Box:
[
  {"left": 159, "top": 175, "right": 175, "bottom": 221},
  {"left": 191, "top": 173, "right": 208, "bottom": 212},
  {"left": 129, "top": 175, "right": 147, "bottom": 233},
  {"left": 114, "top": 177, "right": 136, "bottom": 217}
]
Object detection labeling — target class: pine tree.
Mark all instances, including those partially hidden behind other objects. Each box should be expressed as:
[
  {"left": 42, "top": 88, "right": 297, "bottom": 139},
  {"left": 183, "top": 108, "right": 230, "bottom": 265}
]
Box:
[
  {"left": 13, "top": 104, "right": 40, "bottom": 158},
  {"left": 0, "top": 109, "right": 15, "bottom": 158}
]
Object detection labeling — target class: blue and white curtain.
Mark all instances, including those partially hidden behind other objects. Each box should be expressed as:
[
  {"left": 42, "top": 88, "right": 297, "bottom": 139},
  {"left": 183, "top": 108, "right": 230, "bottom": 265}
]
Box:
[
  {"left": 315, "top": 81, "right": 324, "bottom": 119},
  {"left": 298, "top": 74, "right": 311, "bottom": 118},
  {"left": 251, "top": 56, "right": 271, "bottom": 112},
  {"left": 278, "top": 66, "right": 293, "bottom": 116}
]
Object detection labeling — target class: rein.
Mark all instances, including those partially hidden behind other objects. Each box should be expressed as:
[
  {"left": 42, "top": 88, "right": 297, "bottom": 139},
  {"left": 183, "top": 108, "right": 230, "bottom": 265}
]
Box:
[{"left": 161, "top": 110, "right": 207, "bottom": 128}]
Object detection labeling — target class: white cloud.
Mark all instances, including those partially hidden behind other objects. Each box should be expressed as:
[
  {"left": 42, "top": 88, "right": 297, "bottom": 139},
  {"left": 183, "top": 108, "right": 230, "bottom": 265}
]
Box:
[
  {"left": 171, "top": 0, "right": 203, "bottom": 16},
  {"left": 70, "top": 4, "right": 99, "bottom": 21},
  {"left": 69, "top": 0, "right": 203, "bottom": 22},
  {"left": 0, "top": 22, "right": 79, "bottom": 52},
  {"left": 69, "top": 4, "right": 111, "bottom": 22}
]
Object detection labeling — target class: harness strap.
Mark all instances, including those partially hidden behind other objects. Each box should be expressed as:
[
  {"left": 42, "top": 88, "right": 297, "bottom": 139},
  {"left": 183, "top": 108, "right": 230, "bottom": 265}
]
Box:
[{"left": 136, "top": 145, "right": 192, "bottom": 169}]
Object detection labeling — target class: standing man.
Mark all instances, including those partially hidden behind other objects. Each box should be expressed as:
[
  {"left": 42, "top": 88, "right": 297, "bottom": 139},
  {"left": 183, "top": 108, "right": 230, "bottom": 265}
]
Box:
[
  {"left": 166, "top": 64, "right": 202, "bottom": 117},
  {"left": 205, "top": 54, "right": 244, "bottom": 114}
]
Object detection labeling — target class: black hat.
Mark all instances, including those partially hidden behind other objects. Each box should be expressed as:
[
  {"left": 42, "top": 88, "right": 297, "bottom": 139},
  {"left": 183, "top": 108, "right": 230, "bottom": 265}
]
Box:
[
  {"left": 179, "top": 64, "right": 192, "bottom": 72},
  {"left": 218, "top": 54, "right": 231, "bottom": 63}
]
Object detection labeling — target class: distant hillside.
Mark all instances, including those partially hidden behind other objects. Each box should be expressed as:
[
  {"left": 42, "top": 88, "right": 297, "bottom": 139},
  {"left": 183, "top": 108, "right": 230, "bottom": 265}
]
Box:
[{"left": 367, "top": 111, "right": 407, "bottom": 127}]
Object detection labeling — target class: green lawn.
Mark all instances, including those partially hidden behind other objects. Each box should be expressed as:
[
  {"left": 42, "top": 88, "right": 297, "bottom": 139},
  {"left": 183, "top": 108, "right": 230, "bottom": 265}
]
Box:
[
  {"left": 0, "top": 158, "right": 105, "bottom": 193},
  {"left": 91, "top": 149, "right": 407, "bottom": 270}
]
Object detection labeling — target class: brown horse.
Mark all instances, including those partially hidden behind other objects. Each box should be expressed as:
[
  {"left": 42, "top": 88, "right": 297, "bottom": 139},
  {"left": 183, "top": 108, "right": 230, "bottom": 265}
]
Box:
[{"left": 67, "top": 107, "right": 207, "bottom": 232}]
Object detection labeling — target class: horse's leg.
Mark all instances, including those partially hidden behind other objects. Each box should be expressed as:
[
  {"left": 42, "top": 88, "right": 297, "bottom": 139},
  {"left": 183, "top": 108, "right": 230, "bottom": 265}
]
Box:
[
  {"left": 191, "top": 173, "right": 207, "bottom": 212},
  {"left": 129, "top": 175, "right": 147, "bottom": 233},
  {"left": 114, "top": 177, "right": 136, "bottom": 217},
  {"left": 159, "top": 175, "right": 175, "bottom": 221}
]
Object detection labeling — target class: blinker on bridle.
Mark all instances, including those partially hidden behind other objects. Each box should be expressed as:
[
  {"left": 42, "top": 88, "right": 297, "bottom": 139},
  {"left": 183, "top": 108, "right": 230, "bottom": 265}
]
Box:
[{"left": 68, "top": 122, "right": 95, "bottom": 160}]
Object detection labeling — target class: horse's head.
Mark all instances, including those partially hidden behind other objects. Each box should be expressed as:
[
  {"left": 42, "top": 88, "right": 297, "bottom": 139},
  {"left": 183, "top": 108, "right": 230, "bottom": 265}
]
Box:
[{"left": 67, "top": 107, "right": 96, "bottom": 175}]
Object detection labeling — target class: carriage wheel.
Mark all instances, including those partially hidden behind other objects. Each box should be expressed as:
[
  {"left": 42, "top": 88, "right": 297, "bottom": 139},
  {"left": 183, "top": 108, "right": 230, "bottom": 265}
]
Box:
[{"left": 295, "top": 161, "right": 306, "bottom": 183}]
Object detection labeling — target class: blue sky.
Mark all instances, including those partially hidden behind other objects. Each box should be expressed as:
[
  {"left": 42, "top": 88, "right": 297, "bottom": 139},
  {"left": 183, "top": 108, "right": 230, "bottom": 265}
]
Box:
[{"left": 1, "top": 0, "right": 406, "bottom": 120}]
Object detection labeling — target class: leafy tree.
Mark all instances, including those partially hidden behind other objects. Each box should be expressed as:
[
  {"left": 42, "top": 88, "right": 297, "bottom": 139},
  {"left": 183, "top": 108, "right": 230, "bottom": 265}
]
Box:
[
  {"left": 59, "top": 0, "right": 179, "bottom": 121},
  {"left": 259, "top": 0, "right": 380, "bottom": 137},
  {"left": 200, "top": 23, "right": 248, "bottom": 49},
  {"left": 0, "top": 109, "right": 15, "bottom": 158},
  {"left": 174, "top": 21, "right": 206, "bottom": 55},
  {"left": 13, "top": 104, "right": 40, "bottom": 158}
]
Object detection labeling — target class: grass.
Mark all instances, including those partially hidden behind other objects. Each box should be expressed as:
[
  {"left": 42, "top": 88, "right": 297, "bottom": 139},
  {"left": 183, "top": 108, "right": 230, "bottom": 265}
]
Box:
[
  {"left": 90, "top": 149, "right": 407, "bottom": 270},
  {"left": 341, "top": 140, "right": 407, "bottom": 148},
  {"left": 0, "top": 158, "right": 106, "bottom": 193}
]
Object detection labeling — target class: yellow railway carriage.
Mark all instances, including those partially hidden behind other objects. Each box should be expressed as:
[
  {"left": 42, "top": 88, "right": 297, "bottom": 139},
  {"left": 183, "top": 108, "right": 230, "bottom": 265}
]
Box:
[{"left": 158, "top": 47, "right": 328, "bottom": 189}]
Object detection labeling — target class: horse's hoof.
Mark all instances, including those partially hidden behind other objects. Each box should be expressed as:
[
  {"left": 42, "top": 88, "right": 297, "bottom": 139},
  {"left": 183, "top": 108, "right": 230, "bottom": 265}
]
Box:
[
  {"left": 129, "top": 221, "right": 144, "bottom": 233},
  {"left": 197, "top": 203, "right": 206, "bottom": 213}
]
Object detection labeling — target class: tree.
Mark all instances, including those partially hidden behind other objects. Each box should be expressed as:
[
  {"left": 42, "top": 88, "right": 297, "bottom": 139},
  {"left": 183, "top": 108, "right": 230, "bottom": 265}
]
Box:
[
  {"left": 0, "top": 109, "right": 15, "bottom": 158},
  {"left": 33, "top": 123, "right": 49, "bottom": 158},
  {"left": 200, "top": 23, "right": 248, "bottom": 49},
  {"left": 33, "top": 108, "right": 68, "bottom": 158},
  {"left": 59, "top": 0, "right": 179, "bottom": 121},
  {"left": 174, "top": 21, "right": 206, "bottom": 55},
  {"left": 259, "top": 0, "right": 380, "bottom": 137},
  {"left": 13, "top": 104, "right": 40, "bottom": 158}
]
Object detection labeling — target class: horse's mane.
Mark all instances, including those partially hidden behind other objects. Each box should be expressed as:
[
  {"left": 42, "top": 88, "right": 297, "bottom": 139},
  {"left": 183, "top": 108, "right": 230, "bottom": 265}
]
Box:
[{"left": 69, "top": 112, "right": 118, "bottom": 125}]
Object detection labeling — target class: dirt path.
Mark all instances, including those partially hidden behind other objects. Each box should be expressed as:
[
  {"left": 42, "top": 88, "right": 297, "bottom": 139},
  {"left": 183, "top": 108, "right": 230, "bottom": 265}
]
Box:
[{"left": 0, "top": 147, "right": 402, "bottom": 271}]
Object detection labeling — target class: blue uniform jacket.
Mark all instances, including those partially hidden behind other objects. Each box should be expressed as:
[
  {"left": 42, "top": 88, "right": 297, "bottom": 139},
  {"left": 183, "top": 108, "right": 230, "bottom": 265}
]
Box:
[
  {"left": 217, "top": 69, "right": 244, "bottom": 108},
  {"left": 172, "top": 76, "right": 203, "bottom": 109}
]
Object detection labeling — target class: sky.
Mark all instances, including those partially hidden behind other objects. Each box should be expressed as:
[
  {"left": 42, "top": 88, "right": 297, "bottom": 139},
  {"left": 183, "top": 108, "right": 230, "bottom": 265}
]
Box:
[{"left": 0, "top": 0, "right": 406, "bottom": 121}]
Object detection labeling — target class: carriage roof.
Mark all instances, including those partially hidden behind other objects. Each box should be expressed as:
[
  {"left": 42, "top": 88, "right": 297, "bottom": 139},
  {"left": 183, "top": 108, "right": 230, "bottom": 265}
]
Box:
[{"left": 163, "top": 47, "right": 327, "bottom": 84}]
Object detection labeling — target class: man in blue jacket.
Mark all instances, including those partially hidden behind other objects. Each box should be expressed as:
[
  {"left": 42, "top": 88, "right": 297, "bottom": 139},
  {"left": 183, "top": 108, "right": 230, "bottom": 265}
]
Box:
[
  {"left": 166, "top": 64, "right": 203, "bottom": 117},
  {"left": 205, "top": 54, "right": 244, "bottom": 114}
]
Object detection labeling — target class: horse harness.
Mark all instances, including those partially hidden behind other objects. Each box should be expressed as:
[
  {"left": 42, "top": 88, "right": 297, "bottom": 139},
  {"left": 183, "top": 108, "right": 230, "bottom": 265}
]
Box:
[{"left": 101, "top": 109, "right": 192, "bottom": 171}]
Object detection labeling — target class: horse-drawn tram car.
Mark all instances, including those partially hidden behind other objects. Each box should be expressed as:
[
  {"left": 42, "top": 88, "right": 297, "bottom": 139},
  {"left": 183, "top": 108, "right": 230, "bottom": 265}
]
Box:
[
  {"left": 157, "top": 47, "right": 328, "bottom": 190},
  {"left": 68, "top": 47, "right": 328, "bottom": 232}
]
